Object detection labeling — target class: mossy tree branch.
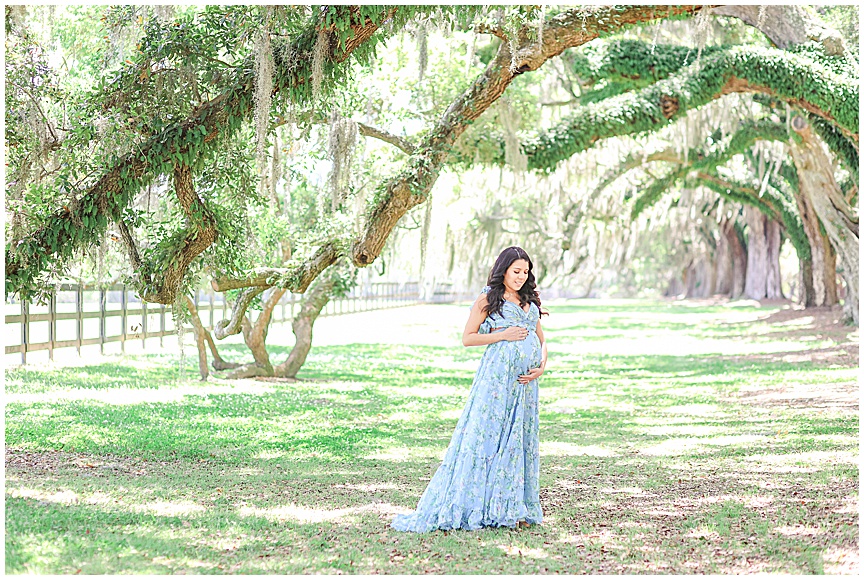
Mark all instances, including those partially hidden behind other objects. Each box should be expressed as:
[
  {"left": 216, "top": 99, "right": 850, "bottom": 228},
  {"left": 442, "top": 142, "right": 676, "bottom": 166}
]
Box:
[
  {"left": 630, "top": 119, "right": 791, "bottom": 217},
  {"left": 522, "top": 44, "right": 857, "bottom": 172},
  {"left": 5, "top": 6, "right": 398, "bottom": 303},
  {"left": 209, "top": 5, "right": 711, "bottom": 339},
  {"left": 624, "top": 118, "right": 811, "bottom": 266}
]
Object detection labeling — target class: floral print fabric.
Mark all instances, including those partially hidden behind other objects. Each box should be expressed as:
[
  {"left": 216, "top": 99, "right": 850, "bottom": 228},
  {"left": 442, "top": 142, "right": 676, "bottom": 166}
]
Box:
[{"left": 391, "top": 287, "right": 543, "bottom": 532}]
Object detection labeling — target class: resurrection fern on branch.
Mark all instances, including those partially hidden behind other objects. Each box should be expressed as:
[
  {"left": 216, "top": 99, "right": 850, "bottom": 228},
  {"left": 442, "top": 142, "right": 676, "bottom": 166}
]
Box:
[{"left": 521, "top": 43, "right": 858, "bottom": 172}]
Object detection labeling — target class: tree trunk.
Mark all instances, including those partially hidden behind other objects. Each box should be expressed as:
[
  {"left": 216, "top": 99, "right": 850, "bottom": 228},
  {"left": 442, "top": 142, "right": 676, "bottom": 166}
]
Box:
[
  {"left": 721, "top": 219, "right": 747, "bottom": 299},
  {"left": 744, "top": 206, "right": 769, "bottom": 300},
  {"left": 685, "top": 259, "right": 714, "bottom": 299},
  {"left": 789, "top": 118, "right": 858, "bottom": 324},
  {"left": 836, "top": 250, "right": 857, "bottom": 323},
  {"left": 223, "top": 287, "right": 286, "bottom": 379},
  {"left": 665, "top": 275, "right": 684, "bottom": 298},
  {"left": 793, "top": 177, "right": 839, "bottom": 307},
  {"left": 714, "top": 217, "right": 734, "bottom": 296},
  {"left": 798, "top": 258, "right": 816, "bottom": 307},
  {"left": 824, "top": 242, "right": 839, "bottom": 305},
  {"left": 684, "top": 262, "right": 698, "bottom": 298},
  {"left": 274, "top": 274, "right": 338, "bottom": 378},
  {"left": 765, "top": 219, "right": 784, "bottom": 299},
  {"left": 184, "top": 295, "right": 242, "bottom": 379},
  {"left": 184, "top": 296, "right": 211, "bottom": 381},
  {"left": 705, "top": 252, "right": 718, "bottom": 296}
]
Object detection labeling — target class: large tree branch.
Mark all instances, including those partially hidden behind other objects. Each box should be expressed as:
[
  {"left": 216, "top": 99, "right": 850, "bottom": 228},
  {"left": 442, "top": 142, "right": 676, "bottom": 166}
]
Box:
[
  {"left": 351, "top": 5, "right": 709, "bottom": 268},
  {"left": 144, "top": 164, "right": 218, "bottom": 303},
  {"left": 616, "top": 119, "right": 812, "bottom": 263},
  {"left": 630, "top": 119, "right": 791, "bottom": 217},
  {"left": 690, "top": 171, "right": 783, "bottom": 223},
  {"left": 711, "top": 5, "right": 847, "bottom": 54},
  {"left": 206, "top": 6, "right": 710, "bottom": 335},
  {"left": 213, "top": 286, "right": 267, "bottom": 340},
  {"left": 5, "top": 6, "right": 394, "bottom": 302},
  {"left": 522, "top": 44, "right": 857, "bottom": 172}
]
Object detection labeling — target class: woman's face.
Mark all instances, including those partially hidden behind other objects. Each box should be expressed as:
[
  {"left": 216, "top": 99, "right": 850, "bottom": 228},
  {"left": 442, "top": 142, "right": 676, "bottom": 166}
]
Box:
[{"left": 503, "top": 259, "right": 530, "bottom": 293}]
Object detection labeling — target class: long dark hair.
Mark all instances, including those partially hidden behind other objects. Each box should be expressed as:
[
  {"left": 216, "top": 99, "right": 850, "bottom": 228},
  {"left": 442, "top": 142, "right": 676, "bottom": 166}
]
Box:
[{"left": 483, "top": 246, "right": 546, "bottom": 318}]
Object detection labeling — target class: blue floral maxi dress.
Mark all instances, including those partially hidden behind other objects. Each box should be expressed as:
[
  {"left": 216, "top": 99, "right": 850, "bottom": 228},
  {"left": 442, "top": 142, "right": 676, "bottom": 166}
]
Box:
[{"left": 391, "top": 287, "right": 543, "bottom": 532}]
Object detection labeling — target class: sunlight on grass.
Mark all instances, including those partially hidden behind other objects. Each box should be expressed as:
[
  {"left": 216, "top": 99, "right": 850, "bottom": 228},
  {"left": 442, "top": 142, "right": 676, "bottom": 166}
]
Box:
[
  {"left": 365, "top": 447, "right": 440, "bottom": 461},
  {"left": 5, "top": 300, "right": 858, "bottom": 574},
  {"left": 5, "top": 378, "right": 280, "bottom": 405},
  {"left": 9, "top": 487, "right": 80, "bottom": 505},
  {"left": 644, "top": 424, "right": 725, "bottom": 436},
  {"left": 659, "top": 403, "right": 723, "bottom": 416},
  {"left": 134, "top": 501, "right": 206, "bottom": 517},
  {"left": 540, "top": 442, "right": 618, "bottom": 457},
  {"left": 744, "top": 450, "right": 857, "bottom": 469},
  {"left": 823, "top": 546, "right": 858, "bottom": 574},
  {"left": 496, "top": 544, "right": 550, "bottom": 559},
  {"left": 774, "top": 524, "right": 823, "bottom": 537},
  {"left": 239, "top": 501, "right": 402, "bottom": 524},
  {"left": 639, "top": 434, "right": 769, "bottom": 456},
  {"left": 599, "top": 486, "right": 644, "bottom": 495}
]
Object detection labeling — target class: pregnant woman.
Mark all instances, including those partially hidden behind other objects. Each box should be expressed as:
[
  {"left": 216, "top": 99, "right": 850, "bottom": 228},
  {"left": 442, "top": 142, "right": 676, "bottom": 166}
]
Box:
[{"left": 392, "top": 246, "right": 548, "bottom": 533}]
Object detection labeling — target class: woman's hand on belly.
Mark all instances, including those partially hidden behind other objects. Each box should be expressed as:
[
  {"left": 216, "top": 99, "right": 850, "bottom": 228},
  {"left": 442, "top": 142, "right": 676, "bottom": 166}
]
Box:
[
  {"left": 518, "top": 366, "right": 544, "bottom": 384},
  {"left": 496, "top": 326, "right": 529, "bottom": 342}
]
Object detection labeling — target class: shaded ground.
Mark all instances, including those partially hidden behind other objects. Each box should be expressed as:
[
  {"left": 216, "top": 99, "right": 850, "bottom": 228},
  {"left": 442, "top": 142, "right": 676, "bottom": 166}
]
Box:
[{"left": 5, "top": 299, "right": 859, "bottom": 574}]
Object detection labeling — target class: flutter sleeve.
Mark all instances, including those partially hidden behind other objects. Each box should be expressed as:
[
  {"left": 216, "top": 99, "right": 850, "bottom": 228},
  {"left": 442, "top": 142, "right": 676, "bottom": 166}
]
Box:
[{"left": 477, "top": 285, "right": 493, "bottom": 334}]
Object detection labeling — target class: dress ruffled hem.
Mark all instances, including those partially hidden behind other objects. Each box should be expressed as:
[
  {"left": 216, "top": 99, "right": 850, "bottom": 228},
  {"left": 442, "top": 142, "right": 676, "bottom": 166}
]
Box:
[{"left": 390, "top": 500, "right": 542, "bottom": 533}]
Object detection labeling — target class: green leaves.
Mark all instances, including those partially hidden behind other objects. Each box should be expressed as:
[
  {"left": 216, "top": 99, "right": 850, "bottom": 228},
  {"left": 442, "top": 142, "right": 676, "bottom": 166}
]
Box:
[{"left": 522, "top": 41, "right": 858, "bottom": 172}]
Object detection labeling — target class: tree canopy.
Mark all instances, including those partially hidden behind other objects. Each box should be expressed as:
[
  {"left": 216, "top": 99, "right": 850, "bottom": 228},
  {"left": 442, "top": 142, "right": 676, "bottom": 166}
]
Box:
[{"left": 5, "top": 4, "right": 860, "bottom": 325}]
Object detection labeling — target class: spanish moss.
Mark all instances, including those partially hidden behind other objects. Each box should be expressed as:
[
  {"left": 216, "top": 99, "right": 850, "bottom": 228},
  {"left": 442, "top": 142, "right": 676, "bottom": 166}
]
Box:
[
  {"left": 327, "top": 110, "right": 358, "bottom": 212},
  {"left": 311, "top": 27, "right": 329, "bottom": 104},
  {"left": 416, "top": 22, "right": 428, "bottom": 81},
  {"left": 253, "top": 24, "right": 275, "bottom": 179}
]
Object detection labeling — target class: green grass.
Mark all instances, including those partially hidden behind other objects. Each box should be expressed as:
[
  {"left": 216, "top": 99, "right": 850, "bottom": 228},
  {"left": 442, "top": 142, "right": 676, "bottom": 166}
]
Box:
[{"left": 5, "top": 299, "right": 859, "bottom": 574}]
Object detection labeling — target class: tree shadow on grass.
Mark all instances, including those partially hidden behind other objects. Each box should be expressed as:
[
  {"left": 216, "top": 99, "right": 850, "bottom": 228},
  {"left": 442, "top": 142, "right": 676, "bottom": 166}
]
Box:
[
  {"left": 5, "top": 300, "right": 858, "bottom": 574},
  {"left": 6, "top": 441, "right": 858, "bottom": 574}
]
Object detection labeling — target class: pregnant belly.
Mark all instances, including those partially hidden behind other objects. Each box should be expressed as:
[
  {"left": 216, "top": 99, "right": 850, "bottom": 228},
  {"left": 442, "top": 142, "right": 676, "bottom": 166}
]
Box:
[{"left": 491, "top": 330, "right": 541, "bottom": 371}]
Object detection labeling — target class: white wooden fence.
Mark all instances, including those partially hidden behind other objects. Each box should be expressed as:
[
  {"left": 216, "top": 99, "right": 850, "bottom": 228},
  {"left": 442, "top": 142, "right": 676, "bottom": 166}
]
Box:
[{"left": 5, "top": 281, "right": 466, "bottom": 364}]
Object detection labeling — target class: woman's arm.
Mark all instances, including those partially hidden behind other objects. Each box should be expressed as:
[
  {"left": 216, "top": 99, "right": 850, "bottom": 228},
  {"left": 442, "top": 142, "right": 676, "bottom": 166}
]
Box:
[
  {"left": 462, "top": 294, "right": 527, "bottom": 346},
  {"left": 518, "top": 320, "right": 548, "bottom": 384},
  {"left": 536, "top": 320, "right": 547, "bottom": 371}
]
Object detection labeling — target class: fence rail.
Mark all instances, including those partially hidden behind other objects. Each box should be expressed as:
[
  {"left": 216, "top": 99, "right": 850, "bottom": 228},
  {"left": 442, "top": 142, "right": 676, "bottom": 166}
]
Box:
[{"left": 5, "top": 281, "right": 467, "bottom": 364}]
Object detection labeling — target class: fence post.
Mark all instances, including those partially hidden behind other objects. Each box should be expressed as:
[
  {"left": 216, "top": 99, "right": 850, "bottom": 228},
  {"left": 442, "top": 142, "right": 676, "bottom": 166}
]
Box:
[
  {"left": 142, "top": 298, "right": 148, "bottom": 347},
  {"left": 21, "top": 300, "right": 28, "bottom": 365},
  {"left": 49, "top": 290, "right": 56, "bottom": 362},
  {"left": 76, "top": 284, "right": 83, "bottom": 356},
  {"left": 99, "top": 287, "right": 106, "bottom": 355},
  {"left": 160, "top": 303, "right": 165, "bottom": 347},
  {"left": 121, "top": 285, "right": 127, "bottom": 354}
]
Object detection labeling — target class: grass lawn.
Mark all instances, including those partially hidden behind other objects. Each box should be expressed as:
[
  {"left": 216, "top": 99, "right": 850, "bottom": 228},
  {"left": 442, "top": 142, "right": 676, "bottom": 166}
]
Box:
[{"left": 4, "top": 299, "right": 859, "bottom": 574}]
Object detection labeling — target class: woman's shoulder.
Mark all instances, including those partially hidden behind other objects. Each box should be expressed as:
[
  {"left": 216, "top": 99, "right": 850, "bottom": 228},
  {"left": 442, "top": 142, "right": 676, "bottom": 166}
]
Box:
[{"left": 475, "top": 292, "right": 489, "bottom": 309}]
